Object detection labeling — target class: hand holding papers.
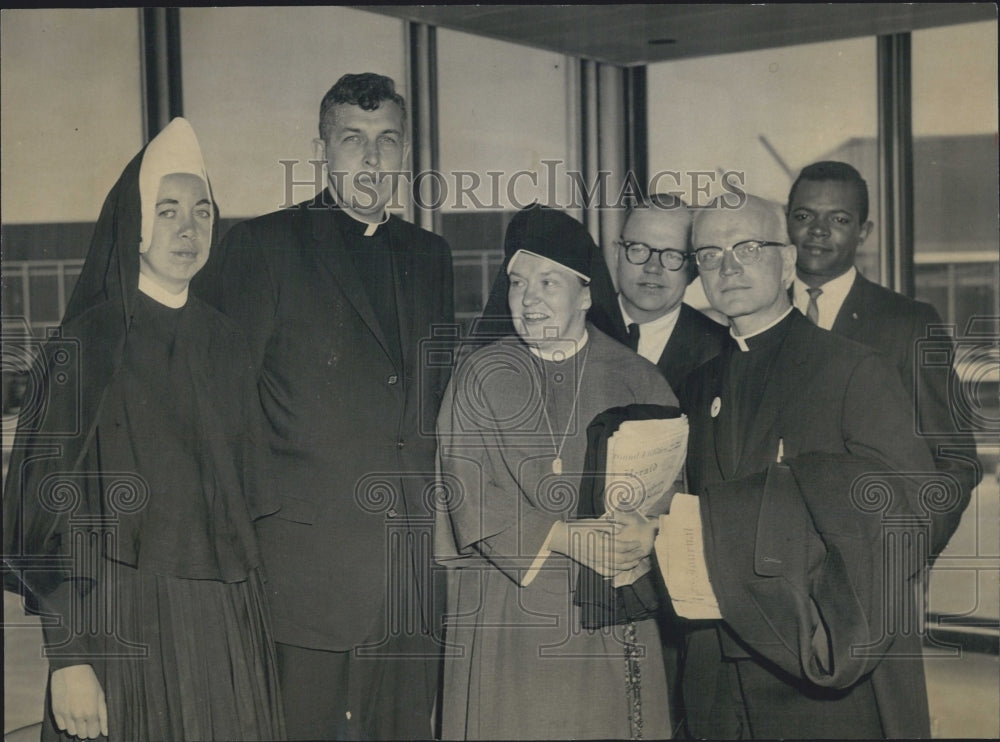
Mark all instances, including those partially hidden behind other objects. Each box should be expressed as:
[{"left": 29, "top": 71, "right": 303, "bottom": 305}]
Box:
[
  {"left": 654, "top": 493, "right": 722, "bottom": 619},
  {"left": 604, "top": 416, "right": 689, "bottom": 519},
  {"left": 575, "top": 405, "right": 687, "bottom": 629},
  {"left": 602, "top": 416, "right": 689, "bottom": 587}
]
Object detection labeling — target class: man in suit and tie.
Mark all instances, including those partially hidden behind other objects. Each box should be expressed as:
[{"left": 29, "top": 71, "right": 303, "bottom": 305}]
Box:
[
  {"left": 193, "top": 73, "right": 454, "bottom": 740},
  {"left": 665, "top": 194, "right": 941, "bottom": 738},
  {"left": 608, "top": 195, "right": 727, "bottom": 727},
  {"left": 786, "top": 161, "right": 978, "bottom": 553},
  {"left": 611, "top": 195, "right": 728, "bottom": 394}
]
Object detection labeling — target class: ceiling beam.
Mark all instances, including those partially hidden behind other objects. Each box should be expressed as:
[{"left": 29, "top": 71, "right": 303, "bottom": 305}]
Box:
[{"left": 359, "top": 4, "right": 996, "bottom": 66}]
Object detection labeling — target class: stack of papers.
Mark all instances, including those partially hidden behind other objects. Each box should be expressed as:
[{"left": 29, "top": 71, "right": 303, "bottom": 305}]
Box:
[
  {"left": 603, "top": 416, "right": 688, "bottom": 587},
  {"left": 655, "top": 494, "right": 722, "bottom": 619},
  {"left": 604, "top": 416, "right": 688, "bottom": 518}
]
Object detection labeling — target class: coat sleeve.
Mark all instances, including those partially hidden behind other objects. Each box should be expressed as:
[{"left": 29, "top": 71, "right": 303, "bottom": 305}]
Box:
[
  {"left": 6, "top": 437, "right": 108, "bottom": 671},
  {"left": 434, "top": 356, "right": 562, "bottom": 586},
  {"left": 903, "top": 302, "right": 979, "bottom": 554},
  {"left": 840, "top": 348, "right": 965, "bottom": 556},
  {"left": 192, "top": 219, "right": 280, "bottom": 376}
]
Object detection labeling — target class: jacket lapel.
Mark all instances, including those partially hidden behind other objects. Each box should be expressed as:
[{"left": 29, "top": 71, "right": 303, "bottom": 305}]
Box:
[
  {"left": 387, "top": 217, "right": 414, "bottom": 375},
  {"left": 657, "top": 305, "right": 695, "bottom": 383},
  {"left": 831, "top": 272, "right": 867, "bottom": 338},
  {"left": 306, "top": 196, "right": 396, "bottom": 367},
  {"left": 708, "top": 345, "right": 739, "bottom": 481},
  {"left": 732, "top": 314, "right": 809, "bottom": 475},
  {"left": 609, "top": 300, "right": 629, "bottom": 345}
]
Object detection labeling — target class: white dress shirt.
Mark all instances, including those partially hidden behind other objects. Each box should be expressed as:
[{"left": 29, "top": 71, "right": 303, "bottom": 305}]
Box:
[
  {"left": 619, "top": 296, "right": 682, "bottom": 365},
  {"left": 792, "top": 267, "right": 857, "bottom": 331}
]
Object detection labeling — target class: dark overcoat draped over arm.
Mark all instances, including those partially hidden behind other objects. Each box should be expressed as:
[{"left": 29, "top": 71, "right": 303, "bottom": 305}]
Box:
[{"left": 678, "top": 311, "right": 940, "bottom": 739}]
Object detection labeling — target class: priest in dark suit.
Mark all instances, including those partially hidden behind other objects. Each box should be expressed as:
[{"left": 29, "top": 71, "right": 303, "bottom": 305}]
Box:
[
  {"left": 667, "top": 194, "right": 942, "bottom": 738},
  {"left": 609, "top": 195, "right": 728, "bottom": 394},
  {"left": 786, "top": 160, "right": 979, "bottom": 554},
  {"left": 193, "top": 73, "right": 454, "bottom": 741}
]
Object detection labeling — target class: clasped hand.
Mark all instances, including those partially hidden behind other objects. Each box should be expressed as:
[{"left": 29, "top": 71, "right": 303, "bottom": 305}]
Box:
[{"left": 550, "top": 511, "right": 657, "bottom": 577}]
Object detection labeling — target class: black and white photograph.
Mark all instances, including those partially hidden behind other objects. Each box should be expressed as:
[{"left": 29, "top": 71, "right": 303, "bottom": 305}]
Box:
[{"left": 2, "top": 5, "right": 998, "bottom": 740}]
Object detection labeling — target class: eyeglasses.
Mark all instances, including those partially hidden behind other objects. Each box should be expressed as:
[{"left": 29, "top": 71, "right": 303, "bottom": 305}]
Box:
[
  {"left": 615, "top": 240, "right": 688, "bottom": 271},
  {"left": 693, "top": 240, "right": 786, "bottom": 271}
]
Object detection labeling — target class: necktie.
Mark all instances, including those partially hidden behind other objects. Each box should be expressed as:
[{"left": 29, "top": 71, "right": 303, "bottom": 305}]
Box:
[
  {"left": 627, "top": 322, "right": 640, "bottom": 351},
  {"left": 805, "top": 287, "right": 823, "bottom": 325}
]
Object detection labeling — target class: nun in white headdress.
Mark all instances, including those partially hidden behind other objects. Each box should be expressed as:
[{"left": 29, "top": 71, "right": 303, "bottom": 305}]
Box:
[{"left": 4, "top": 118, "right": 284, "bottom": 741}]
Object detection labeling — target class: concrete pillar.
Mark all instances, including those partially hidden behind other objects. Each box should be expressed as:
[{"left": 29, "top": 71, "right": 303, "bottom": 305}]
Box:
[
  {"left": 407, "top": 23, "right": 440, "bottom": 234},
  {"left": 877, "top": 33, "right": 915, "bottom": 296},
  {"left": 140, "top": 8, "right": 183, "bottom": 141}
]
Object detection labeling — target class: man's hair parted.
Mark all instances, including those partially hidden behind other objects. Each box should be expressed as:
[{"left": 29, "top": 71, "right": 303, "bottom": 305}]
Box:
[
  {"left": 318, "top": 73, "right": 407, "bottom": 141},
  {"left": 788, "top": 160, "right": 869, "bottom": 223}
]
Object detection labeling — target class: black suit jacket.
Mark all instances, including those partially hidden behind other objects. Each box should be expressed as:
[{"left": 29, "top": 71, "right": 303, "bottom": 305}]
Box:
[
  {"left": 609, "top": 301, "right": 728, "bottom": 393},
  {"left": 822, "top": 272, "right": 979, "bottom": 553},
  {"left": 193, "top": 192, "right": 454, "bottom": 650},
  {"left": 678, "top": 311, "right": 938, "bottom": 739}
]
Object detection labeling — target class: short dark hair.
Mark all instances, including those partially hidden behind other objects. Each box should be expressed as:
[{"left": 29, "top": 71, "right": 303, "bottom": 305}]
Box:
[
  {"left": 318, "top": 73, "right": 407, "bottom": 142},
  {"left": 788, "top": 160, "right": 869, "bottom": 223},
  {"left": 625, "top": 193, "right": 698, "bottom": 284}
]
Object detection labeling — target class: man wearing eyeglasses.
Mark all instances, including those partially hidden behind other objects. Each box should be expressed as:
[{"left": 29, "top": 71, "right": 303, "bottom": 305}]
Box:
[
  {"left": 607, "top": 194, "right": 728, "bottom": 737},
  {"left": 612, "top": 194, "right": 727, "bottom": 393},
  {"left": 662, "top": 194, "right": 937, "bottom": 739}
]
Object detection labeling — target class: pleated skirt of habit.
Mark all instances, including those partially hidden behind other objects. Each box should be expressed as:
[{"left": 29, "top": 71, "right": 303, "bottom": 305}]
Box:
[{"left": 42, "top": 566, "right": 285, "bottom": 742}]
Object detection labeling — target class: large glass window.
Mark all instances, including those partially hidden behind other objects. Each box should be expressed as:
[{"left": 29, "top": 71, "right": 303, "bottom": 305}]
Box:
[
  {"left": 912, "top": 21, "right": 999, "bottom": 330},
  {"left": 1, "top": 9, "right": 144, "bottom": 225},
  {"left": 181, "top": 7, "right": 406, "bottom": 220},
  {"left": 1, "top": 9, "right": 144, "bottom": 337},
  {"left": 647, "top": 38, "right": 878, "bottom": 309},
  {"left": 912, "top": 19, "right": 999, "bottom": 652},
  {"left": 437, "top": 29, "right": 571, "bottom": 328}
]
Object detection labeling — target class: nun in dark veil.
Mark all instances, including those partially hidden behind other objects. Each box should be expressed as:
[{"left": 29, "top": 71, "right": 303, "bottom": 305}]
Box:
[
  {"left": 471, "top": 204, "right": 620, "bottom": 341},
  {"left": 3, "top": 118, "right": 284, "bottom": 741},
  {"left": 435, "top": 204, "right": 675, "bottom": 740}
]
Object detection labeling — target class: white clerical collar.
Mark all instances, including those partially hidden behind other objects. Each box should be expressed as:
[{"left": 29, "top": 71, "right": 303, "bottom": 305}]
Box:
[
  {"left": 138, "top": 272, "right": 187, "bottom": 308},
  {"left": 336, "top": 198, "right": 390, "bottom": 237},
  {"left": 527, "top": 330, "right": 590, "bottom": 361},
  {"left": 731, "top": 306, "right": 794, "bottom": 351}
]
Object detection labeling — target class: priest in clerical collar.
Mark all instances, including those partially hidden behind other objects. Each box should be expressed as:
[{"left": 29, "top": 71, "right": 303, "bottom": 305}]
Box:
[
  {"left": 691, "top": 194, "right": 797, "bottom": 348},
  {"left": 670, "top": 194, "right": 939, "bottom": 739}
]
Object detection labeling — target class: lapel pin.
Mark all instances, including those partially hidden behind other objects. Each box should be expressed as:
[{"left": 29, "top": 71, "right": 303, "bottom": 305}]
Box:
[
  {"left": 711, "top": 397, "right": 721, "bottom": 418},
  {"left": 852, "top": 312, "right": 858, "bottom": 319}
]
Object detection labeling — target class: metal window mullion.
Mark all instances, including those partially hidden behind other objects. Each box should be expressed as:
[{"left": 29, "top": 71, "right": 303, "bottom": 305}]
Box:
[
  {"left": 580, "top": 59, "right": 600, "bottom": 244},
  {"left": 140, "top": 8, "right": 183, "bottom": 142},
  {"left": 625, "top": 65, "right": 647, "bottom": 201},
  {"left": 407, "top": 22, "right": 439, "bottom": 235},
  {"left": 877, "top": 33, "right": 915, "bottom": 297}
]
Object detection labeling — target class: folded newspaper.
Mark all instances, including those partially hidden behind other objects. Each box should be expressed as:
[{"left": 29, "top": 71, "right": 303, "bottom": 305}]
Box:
[
  {"left": 655, "top": 493, "right": 722, "bottom": 619},
  {"left": 602, "top": 416, "right": 688, "bottom": 587}
]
